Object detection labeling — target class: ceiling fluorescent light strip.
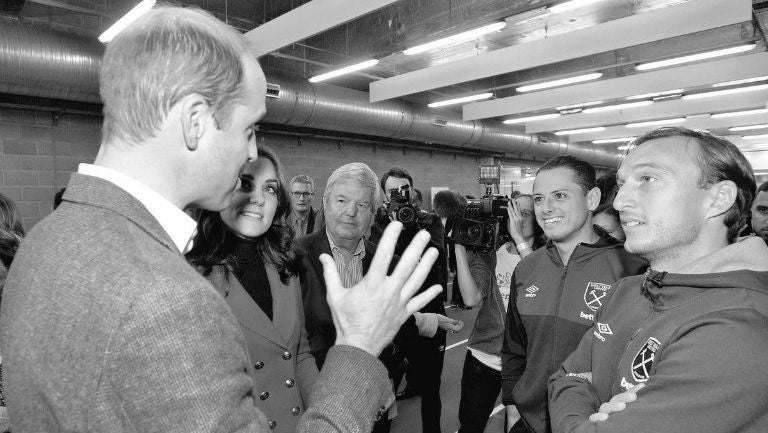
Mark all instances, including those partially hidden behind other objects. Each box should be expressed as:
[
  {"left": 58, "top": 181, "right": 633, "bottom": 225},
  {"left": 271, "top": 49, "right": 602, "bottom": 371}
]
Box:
[
  {"left": 556, "top": 101, "right": 603, "bottom": 110},
  {"left": 582, "top": 100, "right": 653, "bottom": 114},
  {"left": 625, "top": 118, "right": 685, "bottom": 128},
  {"left": 635, "top": 44, "right": 756, "bottom": 71},
  {"left": 712, "top": 108, "right": 768, "bottom": 119},
  {"left": 682, "top": 83, "right": 768, "bottom": 100},
  {"left": 503, "top": 113, "right": 561, "bottom": 124},
  {"left": 729, "top": 124, "right": 768, "bottom": 132},
  {"left": 626, "top": 89, "right": 684, "bottom": 100},
  {"left": 554, "top": 126, "right": 606, "bottom": 135},
  {"left": 713, "top": 75, "right": 768, "bottom": 88},
  {"left": 428, "top": 92, "right": 493, "bottom": 108},
  {"left": 403, "top": 22, "right": 506, "bottom": 56},
  {"left": 98, "top": 0, "right": 156, "bottom": 43},
  {"left": 549, "top": 0, "right": 608, "bottom": 14},
  {"left": 593, "top": 137, "right": 636, "bottom": 144},
  {"left": 517, "top": 73, "right": 603, "bottom": 93},
  {"left": 309, "top": 59, "right": 379, "bottom": 83},
  {"left": 742, "top": 134, "right": 768, "bottom": 140}
]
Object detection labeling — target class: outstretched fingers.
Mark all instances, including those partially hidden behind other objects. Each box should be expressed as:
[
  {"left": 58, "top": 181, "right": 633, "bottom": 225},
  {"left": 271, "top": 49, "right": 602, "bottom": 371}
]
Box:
[
  {"left": 387, "top": 229, "right": 432, "bottom": 289},
  {"left": 365, "top": 221, "right": 403, "bottom": 283}
]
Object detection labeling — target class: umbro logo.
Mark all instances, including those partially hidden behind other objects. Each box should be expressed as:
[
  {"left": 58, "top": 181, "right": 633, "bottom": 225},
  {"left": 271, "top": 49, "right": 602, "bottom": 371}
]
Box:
[
  {"left": 525, "top": 286, "right": 539, "bottom": 298},
  {"left": 597, "top": 322, "right": 613, "bottom": 335}
]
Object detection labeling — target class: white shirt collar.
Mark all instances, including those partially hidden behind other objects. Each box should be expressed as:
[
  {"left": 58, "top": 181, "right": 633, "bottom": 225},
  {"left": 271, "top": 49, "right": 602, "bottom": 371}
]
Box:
[{"left": 77, "top": 163, "right": 196, "bottom": 253}]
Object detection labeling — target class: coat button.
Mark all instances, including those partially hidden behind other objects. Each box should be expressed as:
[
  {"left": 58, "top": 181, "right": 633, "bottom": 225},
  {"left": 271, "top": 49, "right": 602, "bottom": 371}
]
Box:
[
  {"left": 254, "top": 361, "right": 264, "bottom": 370},
  {"left": 268, "top": 421, "right": 277, "bottom": 429},
  {"left": 285, "top": 378, "right": 295, "bottom": 388},
  {"left": 291, "top": 406, "right": 301, "bottom": 416},
  {"left": 259, "top": 392, "right": 269, "bottom": 400},
  {"left": 282, "top": 351, "right": 292, "bottom": 360}
]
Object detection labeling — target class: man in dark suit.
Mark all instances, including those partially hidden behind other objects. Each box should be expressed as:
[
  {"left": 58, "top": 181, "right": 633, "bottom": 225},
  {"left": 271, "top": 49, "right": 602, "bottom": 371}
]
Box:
[{"left": 0, "top": 6, "right": 440, "bottom": 433}]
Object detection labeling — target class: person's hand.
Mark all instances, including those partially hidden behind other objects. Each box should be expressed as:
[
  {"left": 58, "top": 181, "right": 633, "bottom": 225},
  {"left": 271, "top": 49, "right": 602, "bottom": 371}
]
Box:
[
  {"left": 589, "top": 383, "right": 645, "bottom": 422},
  {"left": 436, "top": 314, "right": 463, "bottom": 333},
  {"left": 321, "top": 221, "right": 442, "bottom": 356},
  {"left": 506, "top": 199, "right": 526, "bottom": 243}
]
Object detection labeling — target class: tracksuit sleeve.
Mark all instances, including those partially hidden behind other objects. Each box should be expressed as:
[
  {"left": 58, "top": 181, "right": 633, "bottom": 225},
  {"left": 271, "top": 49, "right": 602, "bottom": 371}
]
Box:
[
  {"left": 501, "top": 271, "right": 526, "bottom": 405},
  {"left": 548, "top": 327, "right": 601, "bottom": 433},
  {"left": 550, "top": 309, "right": 768, "bottom": 433}
]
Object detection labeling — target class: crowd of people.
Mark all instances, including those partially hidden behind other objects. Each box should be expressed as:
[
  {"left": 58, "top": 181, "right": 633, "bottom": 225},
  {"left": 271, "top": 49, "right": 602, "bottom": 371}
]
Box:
[{"left": 0, "top": 5, "right": 767, "bottom": 433}]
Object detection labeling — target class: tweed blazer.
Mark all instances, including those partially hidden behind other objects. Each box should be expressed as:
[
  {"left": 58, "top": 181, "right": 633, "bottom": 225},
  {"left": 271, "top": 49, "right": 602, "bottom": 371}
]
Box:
[
  {"left": 0, "top": 173, "right": 392, "bottom": 433},
  {"left": 207, "top": 265, "right": 319, "bottom": 433}
]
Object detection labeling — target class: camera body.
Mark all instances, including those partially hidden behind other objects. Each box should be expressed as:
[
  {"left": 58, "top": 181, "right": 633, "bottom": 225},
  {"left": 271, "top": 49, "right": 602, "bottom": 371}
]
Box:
[
  {"left": 386, "top": 186, "right": 418, "bottom": 225},
  {"left": 449, "top": 194, "right": 511, "bottom": 252}
]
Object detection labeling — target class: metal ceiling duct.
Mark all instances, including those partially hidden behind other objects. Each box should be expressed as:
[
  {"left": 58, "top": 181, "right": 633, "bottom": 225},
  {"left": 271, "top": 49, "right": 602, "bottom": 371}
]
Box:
[{"left": 0, "top": 18, "right": 621, "bottom": 167}]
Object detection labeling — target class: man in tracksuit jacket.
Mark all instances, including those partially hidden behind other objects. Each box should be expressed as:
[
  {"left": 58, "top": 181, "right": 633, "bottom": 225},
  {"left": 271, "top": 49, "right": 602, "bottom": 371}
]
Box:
[
  {"left": 548, "top": 127, "right": 768, "bottom": 433},
  {"left": 501, "top": 156, "right": 647, "bottom": 433}
]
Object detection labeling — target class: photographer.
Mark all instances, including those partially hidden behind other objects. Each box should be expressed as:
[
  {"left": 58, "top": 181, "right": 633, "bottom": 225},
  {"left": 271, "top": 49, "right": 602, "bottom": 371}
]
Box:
[
  {"left": 452, "top": 194, "right": 542, "bottom": 433},
  {"left": 370, "top": 167, "right": 458, "bottom": 433}
]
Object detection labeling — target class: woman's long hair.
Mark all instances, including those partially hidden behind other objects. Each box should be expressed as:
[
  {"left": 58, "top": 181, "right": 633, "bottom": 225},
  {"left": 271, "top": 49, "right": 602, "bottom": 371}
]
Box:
[
  {"left": 0, "top": 193, "right": 25, "bottom": 269},
  {"left": 186, "top": 146, "right": 297, "bottom": 284}
]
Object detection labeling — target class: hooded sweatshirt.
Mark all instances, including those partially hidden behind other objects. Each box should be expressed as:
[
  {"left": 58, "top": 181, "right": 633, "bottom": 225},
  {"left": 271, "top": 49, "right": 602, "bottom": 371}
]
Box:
[
  {"left": 501, "top": 226, "right": 647, "bottom": 433},
  {"left": 548, "top": 236, "right": 768, "bottom": 433}
]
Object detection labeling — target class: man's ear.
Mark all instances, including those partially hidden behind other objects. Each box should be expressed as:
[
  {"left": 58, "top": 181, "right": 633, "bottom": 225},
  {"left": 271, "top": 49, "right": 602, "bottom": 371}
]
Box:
[
  {"left": 180, "top": 94, "right": 209, "bottom": 152},
  {"left": 586, "top": 186, "right": 601, "bottom": 212},
  {"left": 706, "top": 180, "right": 738, "bottom": 219}
]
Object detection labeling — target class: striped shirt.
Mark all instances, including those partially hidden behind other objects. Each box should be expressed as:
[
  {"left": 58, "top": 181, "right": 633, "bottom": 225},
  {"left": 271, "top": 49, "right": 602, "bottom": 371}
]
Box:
[{"left": 326, "top": 231, "right": 366, "bottom": 289}]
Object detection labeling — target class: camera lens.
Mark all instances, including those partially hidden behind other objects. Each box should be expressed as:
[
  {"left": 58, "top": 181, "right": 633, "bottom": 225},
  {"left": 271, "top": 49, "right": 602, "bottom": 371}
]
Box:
[
  {"left": 397, "top": 206, "right": 416, "bottom": 224},
  {"left": 458, "top": 222, "right": 482, "bottom": 243}
]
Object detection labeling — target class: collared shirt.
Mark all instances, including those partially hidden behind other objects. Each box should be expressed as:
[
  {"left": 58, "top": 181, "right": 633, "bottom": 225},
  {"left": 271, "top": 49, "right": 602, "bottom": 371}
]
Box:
[
  {"left": 287, "top": 210, "right": 309, "bottom": 238},
  {"left": 326, "top": 230, "right": 366, "bottom": 289},
  {"left": 77, "top": 163, "right": 197, "bottom": 254}
]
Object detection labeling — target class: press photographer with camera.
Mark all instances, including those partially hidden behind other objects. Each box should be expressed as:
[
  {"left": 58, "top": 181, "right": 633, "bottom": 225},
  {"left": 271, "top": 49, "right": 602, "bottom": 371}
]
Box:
[
  {"left": 451, "top": 192, "right": 543, "bottom": 433},
  {"left": 369, "top": 167, "right": 459, "bottom": 433}
]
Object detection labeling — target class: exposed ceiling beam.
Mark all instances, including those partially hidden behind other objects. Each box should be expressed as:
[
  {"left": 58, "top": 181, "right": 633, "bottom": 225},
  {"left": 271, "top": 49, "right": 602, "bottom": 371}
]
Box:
[
  {"left": 369, "top": 0, "right": 750, "bottom": 103},
  {"left": 567, "top": 112, "right": 768, "bottom": 142},
  {"left": 525, "top": 91, "right": 768, "bottom": 133},
  {"left": 244, "top": 0, "right": 399, "bottom": 58},
  {"left": 465, "top": 52, "right": 768, "bottom": 120}
]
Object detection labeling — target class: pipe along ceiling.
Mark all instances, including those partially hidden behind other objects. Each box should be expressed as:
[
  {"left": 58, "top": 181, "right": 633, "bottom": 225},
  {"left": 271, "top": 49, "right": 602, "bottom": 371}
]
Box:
[{"left": 0, "top": 17, "right": 622, "bottom": 167}]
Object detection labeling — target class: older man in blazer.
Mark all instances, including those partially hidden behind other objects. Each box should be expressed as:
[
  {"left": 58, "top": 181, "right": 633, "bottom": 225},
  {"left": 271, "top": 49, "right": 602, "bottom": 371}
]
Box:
[
  {"left": 0, "top": 6, "right": 440, "bottom": 433},
  {"left": 295, "top": 162, "right": 447, "bottom": 433}
]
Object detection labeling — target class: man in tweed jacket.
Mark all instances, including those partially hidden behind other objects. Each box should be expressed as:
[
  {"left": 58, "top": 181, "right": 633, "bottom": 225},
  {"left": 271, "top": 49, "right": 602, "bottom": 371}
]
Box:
[{"left": 0, "top": 6, "right": 440, "bottom": 433}]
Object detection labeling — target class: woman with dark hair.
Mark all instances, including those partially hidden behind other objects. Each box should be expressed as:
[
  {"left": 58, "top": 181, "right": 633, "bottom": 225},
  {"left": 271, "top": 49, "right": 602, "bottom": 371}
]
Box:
[
  {"left": 0, "top": 193, "right": 24, "bottom": 433},
  {"left": 592, "top": 203, "right": 625, "bottom": 241},
  {"left": 186, "top": 147, "right": 317, "bottom": 433}
]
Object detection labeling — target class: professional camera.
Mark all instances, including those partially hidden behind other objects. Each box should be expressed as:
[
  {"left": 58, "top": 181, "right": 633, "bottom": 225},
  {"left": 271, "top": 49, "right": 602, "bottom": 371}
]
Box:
[
  {"left": 386, "top": 185, "right": 418, "bottom": 225},
  {"left": 448, "top": 192, "right": 511, "bottom": 252}
]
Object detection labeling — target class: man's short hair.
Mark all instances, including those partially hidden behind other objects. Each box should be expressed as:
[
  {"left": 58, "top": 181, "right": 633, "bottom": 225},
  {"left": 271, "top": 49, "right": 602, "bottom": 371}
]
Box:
[
  {"left": 380, "top": 167, "right": 413, "bottom": 191},
  {"left": 290, "top": 174, "right": 315, "bottom": 190},
  {"left": 324, "top": 163, "right": 380, "bottom": 207},
  {"left": 629, "top": 127, "right": 756, "bottom": 243},
  {"left": 433, "top": 190, "right": 467, "bottom": 219},
  {"left": 757, "top": 181, "right": 768, "bottom": 194},
  {"left": 100, "top": 6, "right": 250, "bottom": 145},
  {"left": 537, "top": 155, "right": 596, "bottom": 194}
]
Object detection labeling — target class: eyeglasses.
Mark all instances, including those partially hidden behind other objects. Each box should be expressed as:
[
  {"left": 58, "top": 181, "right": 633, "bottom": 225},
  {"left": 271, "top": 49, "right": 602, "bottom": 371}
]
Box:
[{"left": 291, "top": 192, "right": 314, "bottom": 199}]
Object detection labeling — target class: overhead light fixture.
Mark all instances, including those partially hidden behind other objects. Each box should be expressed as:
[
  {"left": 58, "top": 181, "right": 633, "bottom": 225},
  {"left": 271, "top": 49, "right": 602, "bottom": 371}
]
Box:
[
  {"left": 427, "top": 92, "right": 493, "bottom": 108},
  {"left": 729, "top": 124, "right": 768, "bottom": 132},
  {"left": 403, "top": 22, "right": 506, "bottom": 55},
  {"left": 549, "top": 0, "right": 609, "bottom": 14},
  {"left": 308, "top": 59, "right": 379, "bottom": 83},
  {"left": 712, "top": 108, "right": 768, "bottom": 119},
  {"left": 98, "top": 0, "right": 156, "bottom": 43},
  {"left": 554, "top": 126, "right": 606, "bottom": 135},
  {"left": 713, "top": 75, "right": 768, "bottom": 88},
  {"left": 682, "top": 83, "right": 768, "bottom": 101},
  {"left": 626, "top": 118, "right": 685, "bottom": 128},
  {"left": 635, "top": 44, "right": 756, "bottom": 71},
  {"left": 517, "top": 73, "right": 602, "bottom": 93},
  {"left": 742, "top": 134, "right": 768, "bottom": 140},
  {"left": 626, "top": 89, "right": 684, "bottom": 100},
  {"left": 593, "top": 137, "right": 636, "bottom": 144},
  {"left": 583, "top": 100, "right": 653, "bottom": 114},
  {"left": 617, "top": 144, "right": 633, "bottom": 151},
  {"left": 556, "top": 101, "right": 603, "bottom": 110},
  {"left": 503, "top": 113, "right": 561, "bottom": 124}
]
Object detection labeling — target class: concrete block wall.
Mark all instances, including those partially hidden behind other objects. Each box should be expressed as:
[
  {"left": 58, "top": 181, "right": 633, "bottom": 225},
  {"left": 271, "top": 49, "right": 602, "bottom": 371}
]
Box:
[{"left": 0, "top": 107, "right": 501, "bottom": 230}]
